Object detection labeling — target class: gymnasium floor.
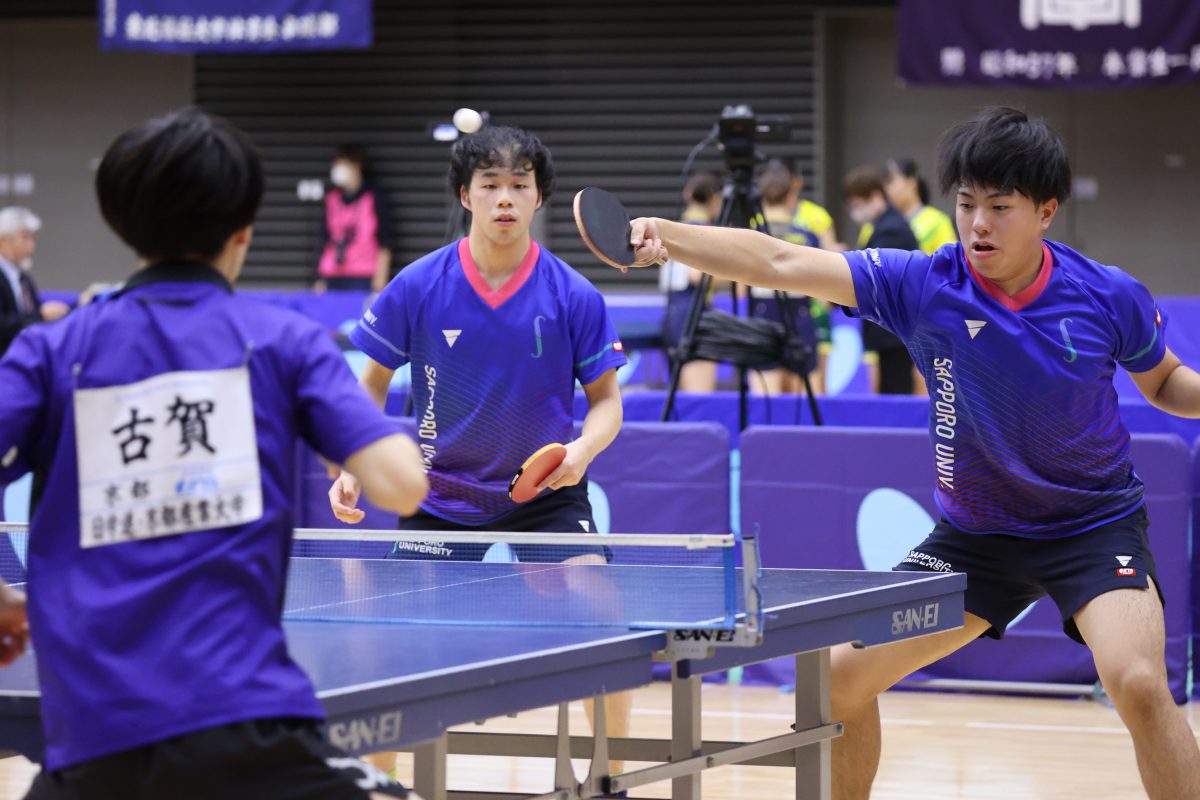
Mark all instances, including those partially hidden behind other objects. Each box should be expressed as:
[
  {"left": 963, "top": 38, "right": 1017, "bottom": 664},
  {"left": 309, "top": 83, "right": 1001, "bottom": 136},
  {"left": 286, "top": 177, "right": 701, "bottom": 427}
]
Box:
[{"left": 0, "top": 683, "right": 1188, "bottom": 799}]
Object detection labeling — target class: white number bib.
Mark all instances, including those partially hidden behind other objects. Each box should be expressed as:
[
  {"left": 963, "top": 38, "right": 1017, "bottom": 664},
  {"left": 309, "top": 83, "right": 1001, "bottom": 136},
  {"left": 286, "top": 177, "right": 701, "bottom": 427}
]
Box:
[{"left": 74, "top": 367, "right": 263, "bottom": 548}]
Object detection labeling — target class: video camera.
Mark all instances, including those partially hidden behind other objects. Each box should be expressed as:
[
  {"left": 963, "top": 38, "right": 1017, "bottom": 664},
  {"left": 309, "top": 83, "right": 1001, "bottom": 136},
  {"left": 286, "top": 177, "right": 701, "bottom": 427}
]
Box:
[{"left": 716, "top": 104, "right": 793, "bottom": 171}]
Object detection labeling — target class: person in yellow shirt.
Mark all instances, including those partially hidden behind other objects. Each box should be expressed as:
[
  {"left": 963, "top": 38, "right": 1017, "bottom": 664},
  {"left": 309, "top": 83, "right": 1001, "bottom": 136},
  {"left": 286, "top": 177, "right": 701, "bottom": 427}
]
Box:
[
  {"left": 854, "top": 159, "right": 956, "bottom": 395},
  {"left": 855, "top": 158, "right": 957, "bottom": 256}
]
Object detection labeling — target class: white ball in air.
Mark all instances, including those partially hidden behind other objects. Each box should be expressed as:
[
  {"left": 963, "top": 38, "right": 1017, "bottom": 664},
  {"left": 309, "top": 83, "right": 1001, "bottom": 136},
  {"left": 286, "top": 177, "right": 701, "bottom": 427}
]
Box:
[{"left": 453, "top": 108, "right": 484, "bottom": 134}]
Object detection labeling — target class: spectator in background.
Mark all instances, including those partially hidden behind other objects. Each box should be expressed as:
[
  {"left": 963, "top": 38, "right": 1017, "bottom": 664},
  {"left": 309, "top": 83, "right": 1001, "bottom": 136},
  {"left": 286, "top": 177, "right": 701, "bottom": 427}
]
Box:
[
  {"left": 0, "top": 207, "right": 68, "bottom": 356},
  {"left": 659, "top": 171, "right": 723, "bottom": 392},
  {"left": 843, "top": 166, "right": 920, "bottom": 394},
  {"left": 315, "top": 144, "right": 394, "bottom": 293},
  {"left": 749, "top": 159, "right": 838, "bottom": 395},
  {"left": 882, "top": 158, "right": 957, "bottom": 395},
  {"left": 884, "top": 157, "right": 958, "bottom": 254}
]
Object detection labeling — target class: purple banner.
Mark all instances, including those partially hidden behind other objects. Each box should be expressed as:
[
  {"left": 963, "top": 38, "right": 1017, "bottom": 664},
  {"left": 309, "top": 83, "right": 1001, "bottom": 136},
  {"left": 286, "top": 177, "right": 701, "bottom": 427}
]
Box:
[
  {"left": 99, "top": 0, "right": 371, "bottom": 53},
  {"left": 899, "top": 0, "right": 1200, "bottom": 89}
]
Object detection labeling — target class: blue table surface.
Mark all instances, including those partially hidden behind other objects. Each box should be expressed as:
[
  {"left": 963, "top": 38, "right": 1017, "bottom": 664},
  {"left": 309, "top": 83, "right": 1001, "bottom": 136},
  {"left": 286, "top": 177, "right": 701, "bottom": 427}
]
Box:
[{"left": 0, "top": 561, "right": 963, "bottom": 700}]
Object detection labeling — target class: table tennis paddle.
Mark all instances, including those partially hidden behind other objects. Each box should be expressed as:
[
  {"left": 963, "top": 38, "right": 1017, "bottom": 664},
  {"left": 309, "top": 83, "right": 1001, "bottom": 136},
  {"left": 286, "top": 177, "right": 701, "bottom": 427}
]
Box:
[
  {"left": 508, "top": 443, "right": 567, "bottom": 503},
  {"left": 573, "top": 187, "right": 643, "bottom": 269}
]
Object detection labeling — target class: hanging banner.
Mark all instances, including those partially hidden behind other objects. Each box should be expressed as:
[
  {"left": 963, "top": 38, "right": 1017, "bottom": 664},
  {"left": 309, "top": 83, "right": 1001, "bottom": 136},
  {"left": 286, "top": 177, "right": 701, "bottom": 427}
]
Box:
[
  {"left": 898, "top": 0, "right": 1200, "bottom": 89},
  {"left": 98, "top": 0, "right": 372, "bottom": 53}
]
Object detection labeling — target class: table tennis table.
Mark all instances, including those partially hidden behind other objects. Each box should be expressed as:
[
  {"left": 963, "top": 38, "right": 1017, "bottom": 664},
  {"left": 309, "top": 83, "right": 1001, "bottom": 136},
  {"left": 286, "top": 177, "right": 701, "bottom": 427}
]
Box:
[{"left": 0, "top": 534, "right": 964, "bottom": 800}]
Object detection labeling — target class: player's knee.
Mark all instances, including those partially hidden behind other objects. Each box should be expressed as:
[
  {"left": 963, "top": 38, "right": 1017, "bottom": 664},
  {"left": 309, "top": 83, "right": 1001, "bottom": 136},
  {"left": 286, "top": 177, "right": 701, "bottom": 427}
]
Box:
[
  {"left": 830, "top": 646, "right": 882, "bottom": 716},
  {"left": 1102, "top": 659, "right": 1170, "bottom": 710}
]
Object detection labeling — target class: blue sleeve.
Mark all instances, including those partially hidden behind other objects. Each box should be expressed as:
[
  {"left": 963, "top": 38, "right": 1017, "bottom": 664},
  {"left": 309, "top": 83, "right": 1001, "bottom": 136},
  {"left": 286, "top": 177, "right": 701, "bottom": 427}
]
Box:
[
  {"left": 295, "top": 323, "right": 401, "bottom": 464},
  {"left": 1112, "top": 273, "right": 1167, "bottom": 373},
  {"left": 0, "top": 330, "right": 48, "bottom": 483},
  {"left": 349, "top": 274, "right": 409, "bottom": 370},
  {"left": 842, "top": 247, "right": 933, "bottom": 342},
  {"left": 569, "top": 284, "right": 627, "bottom": 385}
]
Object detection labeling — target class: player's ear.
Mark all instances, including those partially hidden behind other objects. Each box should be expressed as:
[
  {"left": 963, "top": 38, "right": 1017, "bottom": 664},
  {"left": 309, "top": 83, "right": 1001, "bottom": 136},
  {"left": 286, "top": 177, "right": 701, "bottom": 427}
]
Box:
[
  {"left": 459, "top": 185, "right": 471, "bottom": 212},
  {"left": 1038, "top": 198, "right": 1059, "bottom": 230}
]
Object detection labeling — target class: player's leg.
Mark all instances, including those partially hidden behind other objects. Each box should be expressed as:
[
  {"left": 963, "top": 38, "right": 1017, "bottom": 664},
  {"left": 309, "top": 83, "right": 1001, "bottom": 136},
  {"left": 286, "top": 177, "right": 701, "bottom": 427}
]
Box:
[
  {"left": 832, "top": 522, "right": 1046, "bottom": 800},
  {"left": 830, "top": 614, "right": 990, "bottom": 800},
  {"left": 1042, "top": 506, "right": 1199, "bottom": 799},
  {"left": 1075, "top": 581, "right": 1199, "bottom": 799}
]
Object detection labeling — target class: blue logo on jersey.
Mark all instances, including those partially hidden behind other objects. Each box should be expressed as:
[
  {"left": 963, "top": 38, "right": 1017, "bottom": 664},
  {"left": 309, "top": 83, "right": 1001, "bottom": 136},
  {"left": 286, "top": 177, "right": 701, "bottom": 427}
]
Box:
[
  {"left": 1059, "top": 318, "right": 1078, "bottom": 363},
  {"left": 532, "top": 315, "right": 547, "bottom": 358}
]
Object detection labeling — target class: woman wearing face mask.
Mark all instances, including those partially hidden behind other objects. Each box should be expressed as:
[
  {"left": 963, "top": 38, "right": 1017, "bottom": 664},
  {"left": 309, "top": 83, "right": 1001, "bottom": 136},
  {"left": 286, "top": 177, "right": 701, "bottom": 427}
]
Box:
[
  {"left": 314, "top": 144, "right": 395, "bottom": 293},
  {"left": 883, "top": 158, "right": 957, "bottom": 255},
  {"left": 842, "top": 165, "right": 920, "bottom": 395}
]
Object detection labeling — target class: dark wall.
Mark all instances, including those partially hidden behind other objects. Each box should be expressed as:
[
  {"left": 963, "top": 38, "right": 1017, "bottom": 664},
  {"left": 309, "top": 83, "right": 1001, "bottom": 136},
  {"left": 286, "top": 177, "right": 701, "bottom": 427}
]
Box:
[{"left": 195, "top": 0, "right": 823, "bottom": 287}]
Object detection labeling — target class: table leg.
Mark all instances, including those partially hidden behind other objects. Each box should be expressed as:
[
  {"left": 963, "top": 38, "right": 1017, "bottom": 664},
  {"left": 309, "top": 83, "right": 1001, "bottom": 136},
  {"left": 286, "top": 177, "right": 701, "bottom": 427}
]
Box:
[
  {"left": 413, "top": 733, "right": 448, "bottom": 800},
  {"left": 671, "top": 663, "right": 702, "bottom": 800},
  {"left": 793, "top": 649, "right": 832, "bottom": 800}
]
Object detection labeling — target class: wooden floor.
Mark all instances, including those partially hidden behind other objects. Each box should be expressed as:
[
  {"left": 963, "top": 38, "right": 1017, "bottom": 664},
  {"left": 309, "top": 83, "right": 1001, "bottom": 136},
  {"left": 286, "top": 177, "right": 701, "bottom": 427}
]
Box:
[{"left": 0, "top": 683, "right": 1193, "bottom": 799}]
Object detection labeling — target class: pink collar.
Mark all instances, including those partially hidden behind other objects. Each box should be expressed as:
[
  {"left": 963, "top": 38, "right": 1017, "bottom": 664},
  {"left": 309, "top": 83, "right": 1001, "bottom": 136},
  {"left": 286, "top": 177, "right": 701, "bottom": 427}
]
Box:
[
  {"left": 458, "top": 238, "right": 539, "bottom": 309},
  {"left": 965, "top": 241, "right": 1053, "bottom": 312}
]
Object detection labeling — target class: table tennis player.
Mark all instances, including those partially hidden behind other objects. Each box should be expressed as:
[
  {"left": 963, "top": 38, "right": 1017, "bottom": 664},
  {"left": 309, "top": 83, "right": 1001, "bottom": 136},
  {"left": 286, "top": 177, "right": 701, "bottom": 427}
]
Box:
[
  {"left": 604, "top": 105, "right": 1200, "bottom": 800},
  {"left": 329, "top": 124, "right": 625, "bottom": 561},
  {"left": 328, "top": 124, "right": 631, "bottom": 773},
  {"left": 0, "top": 108, "right": 429, "bottom": 800}
]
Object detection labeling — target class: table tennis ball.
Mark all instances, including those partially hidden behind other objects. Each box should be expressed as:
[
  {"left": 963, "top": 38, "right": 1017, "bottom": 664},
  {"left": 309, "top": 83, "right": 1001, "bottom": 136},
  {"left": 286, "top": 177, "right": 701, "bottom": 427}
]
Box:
[{"left": 453, "top": 107, "right": 484, "bottom": 134}]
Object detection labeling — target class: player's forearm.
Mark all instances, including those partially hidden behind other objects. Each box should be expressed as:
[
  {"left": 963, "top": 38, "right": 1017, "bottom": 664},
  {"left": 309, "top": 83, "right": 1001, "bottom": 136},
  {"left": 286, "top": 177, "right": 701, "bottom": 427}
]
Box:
[
  {"left": 578, "top": 386, "right": 622, "bottom": 461},
  {"left": 1151, "top": 363, "right": 1200, "bottom": 418},
  {"left": 373, "top": 250, "right": 392, "bottom": 290},
  {"left": 652, "top": 219, "right": 857, "bottom": 307},
  {"left": 347, "top": 434, "right": 428, "bottom": 516},
  {"left": 358, "top": 361, "right": 394, "bottom": 411}
]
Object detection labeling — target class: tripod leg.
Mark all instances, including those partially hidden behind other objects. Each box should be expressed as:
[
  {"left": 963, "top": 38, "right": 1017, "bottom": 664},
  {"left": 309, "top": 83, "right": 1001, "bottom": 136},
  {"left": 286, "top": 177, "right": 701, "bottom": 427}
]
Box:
[{"left": 662, "top": 270, "right": 714, "bottom": 422}]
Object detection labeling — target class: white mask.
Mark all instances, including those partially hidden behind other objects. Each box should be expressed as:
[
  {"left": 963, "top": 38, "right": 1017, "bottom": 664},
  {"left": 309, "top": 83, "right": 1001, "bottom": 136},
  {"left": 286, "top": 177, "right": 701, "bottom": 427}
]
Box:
[
  {"left": 330, "top": 163, "right": 355, "bottom": 188},
  {"left": 849, "top": 206, "right": 874, "bottom": 226}
]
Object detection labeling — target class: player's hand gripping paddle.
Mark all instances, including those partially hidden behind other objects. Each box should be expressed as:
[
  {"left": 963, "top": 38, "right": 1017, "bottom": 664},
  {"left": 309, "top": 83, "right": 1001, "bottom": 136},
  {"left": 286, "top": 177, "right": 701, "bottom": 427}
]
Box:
[
  {"left": 574, "top": 187, "right": 665, "bottom": 269},
  {"left": 508, "top": 443, "right": 567, "bottom": 503}
]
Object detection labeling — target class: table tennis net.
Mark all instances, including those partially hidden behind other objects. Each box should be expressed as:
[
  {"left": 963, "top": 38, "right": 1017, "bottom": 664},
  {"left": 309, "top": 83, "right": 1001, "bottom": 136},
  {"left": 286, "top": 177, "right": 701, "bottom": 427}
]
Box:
[
  {"left": 0, "top": 525, "right": 745, "bottom": 631},
  {"left": 286, "top": 530, "right": 743, "bottom": 630}
]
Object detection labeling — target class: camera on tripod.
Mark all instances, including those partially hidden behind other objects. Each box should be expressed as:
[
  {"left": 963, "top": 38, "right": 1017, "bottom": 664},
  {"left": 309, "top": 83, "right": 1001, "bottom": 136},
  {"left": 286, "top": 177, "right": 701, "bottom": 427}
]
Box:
[{"left": 716, "top": 104, "right": 793, "bottom": 171}]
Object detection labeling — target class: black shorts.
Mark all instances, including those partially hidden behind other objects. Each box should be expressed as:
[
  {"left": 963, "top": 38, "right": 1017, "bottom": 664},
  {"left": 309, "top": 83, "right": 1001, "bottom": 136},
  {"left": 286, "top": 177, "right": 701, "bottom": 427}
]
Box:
[
  {"left": 388, "top": 479, "right": 607, "bottom": 563},
  {"left": 24, "top": 718, "right": 410, "bottom": 800},
  {"left": 894, "top": 505, "right": 1163, "bottom": 643}
]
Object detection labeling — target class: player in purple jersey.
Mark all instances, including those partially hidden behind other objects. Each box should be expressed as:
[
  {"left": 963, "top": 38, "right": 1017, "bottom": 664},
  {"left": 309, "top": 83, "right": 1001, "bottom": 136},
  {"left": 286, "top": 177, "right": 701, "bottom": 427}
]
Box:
[
  {"left": 327, "top": 125, "right": 632, "bottom": 773},
  {"left": 0, "top": 109, "right": 429, "bottom": 800},
  {"left": 616, "top": 107, "right": 1200, "bottom": 799}
]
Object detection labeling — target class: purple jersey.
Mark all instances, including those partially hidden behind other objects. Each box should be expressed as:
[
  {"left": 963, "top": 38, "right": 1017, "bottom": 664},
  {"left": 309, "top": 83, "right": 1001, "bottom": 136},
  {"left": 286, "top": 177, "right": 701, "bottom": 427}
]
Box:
[
  {"left": 351, "top": 239, "right": 626, "bottom": 525},
  {"left": 0, "top": 263, "right": 398, "bottom": 769},
  {"left": 845, "top": 240, "right": 1166, "bottom": 537}
]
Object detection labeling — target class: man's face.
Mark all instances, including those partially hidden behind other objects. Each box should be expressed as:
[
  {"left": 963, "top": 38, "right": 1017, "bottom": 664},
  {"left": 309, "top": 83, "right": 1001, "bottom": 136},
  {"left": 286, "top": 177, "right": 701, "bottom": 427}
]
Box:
[
  {"left": 955, "top": 184, "right": 1057, "bottom": 281},
  {"left": 460, "top": 163, "right": 542, "bottom": 246},
  {"left": 0, "top": 229, "right": 36, "bottom": 269}
]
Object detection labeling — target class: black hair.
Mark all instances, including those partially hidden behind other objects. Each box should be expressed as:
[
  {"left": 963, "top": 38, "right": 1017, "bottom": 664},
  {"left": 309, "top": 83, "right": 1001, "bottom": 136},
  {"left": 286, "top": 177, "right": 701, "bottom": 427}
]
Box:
[
  {"left": 96, "top": 107, "right": 263, "bottom": 262},
  {"left": 447, "top": 126, "right": 555, "bottom": 201},
  {"left": 335, "top": 143, "right": 368, "bottom": 167},
  {"left": 886, "top": 157, "right": 931, "bottom": 205},
  {"left": 936, "top": 106, "right": 1071, "bottom": 206}
]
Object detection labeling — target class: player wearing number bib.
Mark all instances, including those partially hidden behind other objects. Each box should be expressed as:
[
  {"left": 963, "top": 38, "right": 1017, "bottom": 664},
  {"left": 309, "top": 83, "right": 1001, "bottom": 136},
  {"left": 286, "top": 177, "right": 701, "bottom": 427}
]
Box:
[{"left": 0, "top": 109, "right": 427, "bottom": 800}]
